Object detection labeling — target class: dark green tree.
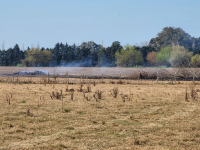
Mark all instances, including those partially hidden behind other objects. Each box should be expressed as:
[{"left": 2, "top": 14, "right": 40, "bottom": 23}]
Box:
[
  {"left": 6, "top": 48, "right": 14, "bottom": 66},
  {"left": 98, "top": 41, "right": 122, "bottom": 67},
  {"left": 51, "top": 43, "right": 62, "bottom": 66},
  {"left": 67, "top": 45, "right": 75, "bottom": 63},
  {"left": 0, "top": 50, "right": 8, "bottom": 66},
  {"left": 149, "top": 27, "right": 193, "bottom": 50},
  {"left": 13, "top": 44, "right": 23, "bottom": 65}
]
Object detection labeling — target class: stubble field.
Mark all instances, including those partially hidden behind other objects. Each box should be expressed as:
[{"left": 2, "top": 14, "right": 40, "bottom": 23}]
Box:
[{"left": 0, "top": 75, "right": 200, "bottom": 149}]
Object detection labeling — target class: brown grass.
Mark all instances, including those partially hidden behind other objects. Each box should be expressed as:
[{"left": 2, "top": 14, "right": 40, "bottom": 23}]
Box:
[{"left": 1, "top": 78, "right": 200, "bottom": 149}]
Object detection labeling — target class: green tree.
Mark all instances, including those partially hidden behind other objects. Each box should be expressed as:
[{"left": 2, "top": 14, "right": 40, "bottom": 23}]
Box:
[
  {"left": 39, "top": 50, "right": 52, "bottom": 66},
  {"left": 156, "top": 46, "right": 172, "bottom": 66},
  {"left": 191, "top": 54, "right": 200, "bottom": 67},
  {"left": 115, "top": 45, "right": 143, "bottom": 67},
  {"left": 22, "top": 47, "right": 52, "bottom": 66}
]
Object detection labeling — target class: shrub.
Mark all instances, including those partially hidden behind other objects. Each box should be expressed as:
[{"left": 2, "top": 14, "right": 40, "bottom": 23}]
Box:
[
  {"left": 21, "top": 100, "right": 26, "bottom": 103},
  {"left": 64, "top": 109, "right": 70, "bottom": 113}
]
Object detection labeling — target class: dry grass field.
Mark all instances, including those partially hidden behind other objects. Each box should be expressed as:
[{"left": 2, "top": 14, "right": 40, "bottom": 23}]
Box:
[{"left": 0, "top": 76, "right": 200, "bottom": 149}]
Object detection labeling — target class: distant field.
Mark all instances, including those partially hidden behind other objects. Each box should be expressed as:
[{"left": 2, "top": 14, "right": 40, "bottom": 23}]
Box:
[
  {"left": 0, "top": 80, "right": 200, "bottom": 149},
  {"left": 0, "top": 66, "right": 176, "bottom": 76}
]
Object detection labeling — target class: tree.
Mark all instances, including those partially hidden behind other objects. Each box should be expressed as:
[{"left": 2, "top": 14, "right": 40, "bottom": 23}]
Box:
[
  {"left": 97, "top": 47, "right": 108, "bottom": 67},
  {"left": 6, "top": 48, "right": 14, "bottom": 66},
  {"left": 0, "top": 50, "right": 8, "bottom": 66},
  {"left": 169, "top": 46, "right": 193, "bottom": 67},
  {"left": 135, "top": 46, "right": 156, "bottom": 64},
  {"left": 51, "top": 43, "right": 62, "bottom": 66},
  {"left": 156, "top": 46, "right": 172, "bottom": 66},
  {"left": 149, "top": 27, "right": 193, "bottom": 50},
  {"left": 146, "top": 51, "right": 157, "bottom": 66},
  {"left": 191, "top": 54, "right": 200, "bottom": 67},
  {"left": 22, "top": 47, "right": 52, "bottom": 67},
  {"left": 13, "top": 44, "right": 24, "bottom": 66},
  {"left": 39, "top": 50, "right": 52, "bottom": 66},
  {"left": 67, "top": 45, "right": 75, "bottom": 63},
  {"left": 115, "top": 45, "right": 143, "bottom": 67}
]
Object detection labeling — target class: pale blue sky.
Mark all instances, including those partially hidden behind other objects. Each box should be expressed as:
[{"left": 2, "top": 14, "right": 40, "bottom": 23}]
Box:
[{"left": 0, "top": 0, "right": 199, "bottom": 50}]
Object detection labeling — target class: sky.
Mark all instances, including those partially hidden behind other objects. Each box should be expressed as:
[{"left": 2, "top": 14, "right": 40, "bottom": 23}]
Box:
[{"left": 0, "top": 0, "right": 200, "bottom": 50}]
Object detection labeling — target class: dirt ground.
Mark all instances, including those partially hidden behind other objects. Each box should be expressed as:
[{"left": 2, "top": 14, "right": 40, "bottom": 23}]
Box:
[{"left": 0, "top": 78, "right": 200, "bottom": 149}]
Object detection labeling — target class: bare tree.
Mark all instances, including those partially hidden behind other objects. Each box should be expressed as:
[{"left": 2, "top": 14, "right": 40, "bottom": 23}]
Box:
[
  {"left": 192, "top": 41, "right": 195, "bottom": 49},
  {"left": 22, "top": 44, "right": 24, "bottom": 51},
  {"left": 1, "top": 41, "right": 5, "bottom": 50},
  {"left": 101, "top": 41, "right": 104, "bottom": 48},
  {"left": 37, "top": 43, "right": 40, "bottom": 49}
]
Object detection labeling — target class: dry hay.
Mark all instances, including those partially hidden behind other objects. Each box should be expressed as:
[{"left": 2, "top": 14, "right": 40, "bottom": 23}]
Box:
[{"left": 0, "top": 80, "right": 200, "bottom": 149}]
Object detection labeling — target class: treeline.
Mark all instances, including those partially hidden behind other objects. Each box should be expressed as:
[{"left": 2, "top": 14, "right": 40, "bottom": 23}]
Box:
[{"left": 1, "top": 27, "right": 200, "bottom": 67}]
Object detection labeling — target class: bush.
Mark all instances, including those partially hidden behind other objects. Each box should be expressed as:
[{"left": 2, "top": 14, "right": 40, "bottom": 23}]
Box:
[{"left": 16, "top": 64, "right": 22, "bottom": 67}]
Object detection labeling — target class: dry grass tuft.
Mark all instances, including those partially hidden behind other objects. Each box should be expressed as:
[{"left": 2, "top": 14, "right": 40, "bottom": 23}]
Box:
[
  {"left": 110, "top": 87, "right": 119, "bottom": 98},
  {"left": 86, "top": 84, "right": 91, "bottom": 92},
  {"left": 190, "top": 84, "right": 198, "bottom": 101},
  {"left": 93, "top": 90, "right": 102, "bottom": 102}
]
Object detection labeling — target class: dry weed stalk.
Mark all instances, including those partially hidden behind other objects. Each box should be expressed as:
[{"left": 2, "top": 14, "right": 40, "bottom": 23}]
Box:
[
  {"left": 121, "top": 94, "right": 128, "bottom": 102},
  {"left": 53, "top": 71, "right": 58, "bottom": 82},
  {"left": 110, "top": 87, "right": 119, "bottom": 98},
  {"left": 38, "top": 96, "right": 41, "bottom": 107},
  {"left": 86, "top": 84, "right": 91, "bottom": 92},
  {"left": 185, "top": 87, "right": 189, "bottom": 102},
  {"left": 61, "top": 96, "right": 64, "bottom": 111},
  {"left": 65, "top": 85, "right": 74, "bottom": 92},
  {"left": 50, "top": 90, "right": 65, "bottom": 100},
  {"left": 42, "top": 77, "right": 47, "bottom": 84},
  {"left": 120, "top": 92, "right": 133, "bottom": 102},
  {"left": 6, "top": 94, "right": 11, "bottom": 105},
  {"left": 83, "top": 92, "right": 90, "bottom": 101},
  {"left": 26, "top": 108, "right": 31, "bottom": 116},
  {"left": 71, "top": 91, "right": 74, "bottom": 100},
  {"left": 65, "top": 85, "right": 69, "bottom": 92},
  {"left": 93, "top": 90, "right": 102, "bottom": 102},
  {"left": 78, "top": 83, "right": 84, "bottom": 92},
  {"left": 190, "top": 85, "right": 198, "bottom": 101}
]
